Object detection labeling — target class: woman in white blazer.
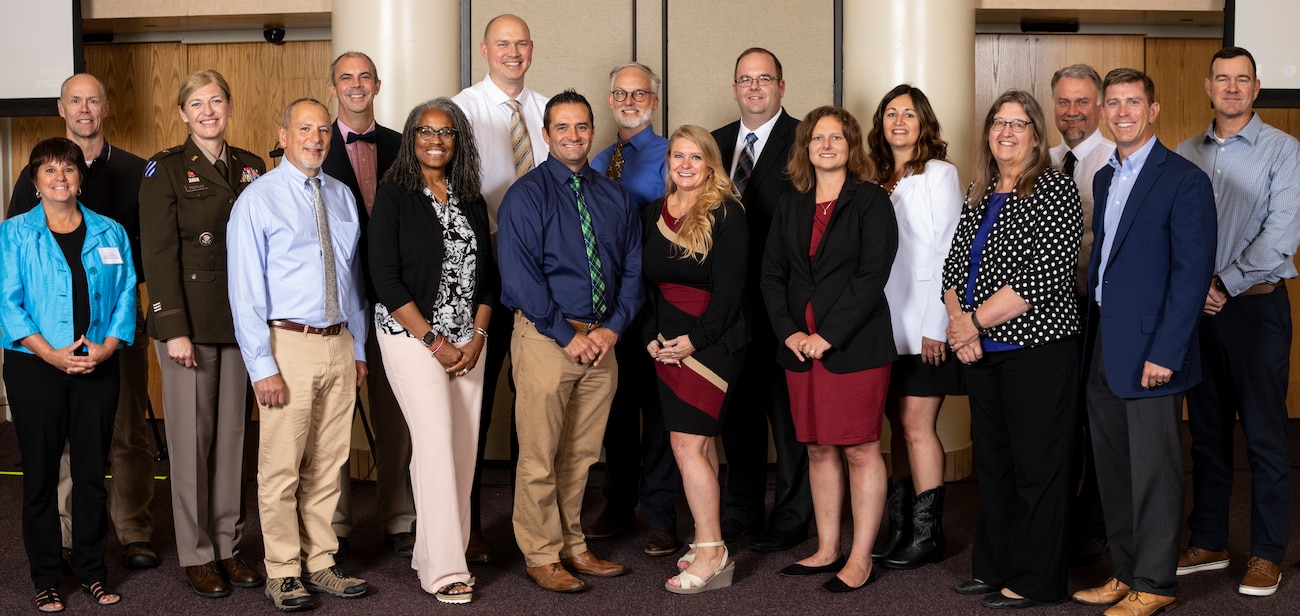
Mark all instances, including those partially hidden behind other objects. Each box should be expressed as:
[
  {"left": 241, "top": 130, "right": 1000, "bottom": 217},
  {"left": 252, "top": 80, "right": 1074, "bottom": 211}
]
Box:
[{"left": 865, "top": 85, "right": 963, "bottom": 570}]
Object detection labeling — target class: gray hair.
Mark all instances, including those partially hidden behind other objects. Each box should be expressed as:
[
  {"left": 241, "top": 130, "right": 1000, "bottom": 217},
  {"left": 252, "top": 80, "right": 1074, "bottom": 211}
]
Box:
[
  {"left": 608, "top": 62, "right": 661, "bottom": 95},
  {"left": 1051, "top": 64, "right": 1102, "bottom": 97}
]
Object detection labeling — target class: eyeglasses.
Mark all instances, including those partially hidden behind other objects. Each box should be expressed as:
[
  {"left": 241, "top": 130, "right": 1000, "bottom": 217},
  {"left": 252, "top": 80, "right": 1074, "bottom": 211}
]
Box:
[
  {"left": 415, "top": 126, "right": 458, "bottom": 140},
  {"left": 611, "top": 89, "right": 653, "bottom": 102},
  {"left": 734, "top": 75, "right": 778, "bottom": 87},
  {"left": 990, "top": 118, "right": 1033, "bottom": 133}
]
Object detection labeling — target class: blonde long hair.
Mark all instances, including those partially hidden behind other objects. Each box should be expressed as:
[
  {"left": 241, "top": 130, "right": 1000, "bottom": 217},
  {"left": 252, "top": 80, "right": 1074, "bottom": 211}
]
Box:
[{"left": 664, "top": 125, "right": 740, "bottom": 262}]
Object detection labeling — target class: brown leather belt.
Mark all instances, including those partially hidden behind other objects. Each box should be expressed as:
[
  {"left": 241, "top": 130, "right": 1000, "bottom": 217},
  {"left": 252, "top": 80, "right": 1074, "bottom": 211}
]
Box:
[
  {"left": 515, "top": 309, "right": 601, "bottom": 334},
  {"left": 1239, "top": 281, "right": 1283, "bottom": 297},
  {"left": 565, "top": 318, "right": 603, "bottom": 334},
  {"left": 268, "top": 320, "right": 344, "bottom": 336}
]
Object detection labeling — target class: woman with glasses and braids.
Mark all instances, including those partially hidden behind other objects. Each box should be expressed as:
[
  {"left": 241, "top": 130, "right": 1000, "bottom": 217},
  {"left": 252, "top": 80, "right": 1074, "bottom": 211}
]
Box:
[
  {"left": 368, "top": 97, "right": 497, "bottom": 605},
  {"left": 944, "top": 90, "right": 1082, "bottom": 609}
]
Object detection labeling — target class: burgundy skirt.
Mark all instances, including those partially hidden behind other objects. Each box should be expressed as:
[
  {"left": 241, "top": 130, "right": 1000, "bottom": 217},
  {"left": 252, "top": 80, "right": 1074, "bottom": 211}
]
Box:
[{"left": 786, "top": 302, "right": 889, "bottom": 445}]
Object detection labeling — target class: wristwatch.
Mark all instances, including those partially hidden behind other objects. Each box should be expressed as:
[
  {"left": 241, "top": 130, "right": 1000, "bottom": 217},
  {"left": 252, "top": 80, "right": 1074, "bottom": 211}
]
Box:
[{"left": 421, "top": 330, "right": 439, "bottom": 347}]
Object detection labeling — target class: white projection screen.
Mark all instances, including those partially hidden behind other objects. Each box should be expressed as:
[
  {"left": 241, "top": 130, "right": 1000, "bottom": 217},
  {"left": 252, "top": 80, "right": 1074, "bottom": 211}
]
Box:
[
  {"left": 1225, "top": 0, "right": 1300, "bottom": 108},
  {"left": 0, "top": 1, "right": 84, "bottom": 116}
]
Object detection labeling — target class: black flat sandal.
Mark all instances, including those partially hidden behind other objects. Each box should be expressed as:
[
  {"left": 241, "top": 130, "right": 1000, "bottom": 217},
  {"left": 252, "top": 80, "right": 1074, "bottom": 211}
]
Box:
[
  {"left": 35, "top": 588, "right": 64, "bottom": 613},
  {"left": 81, "top": 581, "right": 120, "bottom": 606}
]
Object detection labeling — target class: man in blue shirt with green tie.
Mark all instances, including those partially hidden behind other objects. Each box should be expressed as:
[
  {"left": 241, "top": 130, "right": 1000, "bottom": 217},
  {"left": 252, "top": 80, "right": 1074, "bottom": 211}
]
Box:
[{"left": 497, "top": 89, "right": 643, "bottom": 594}]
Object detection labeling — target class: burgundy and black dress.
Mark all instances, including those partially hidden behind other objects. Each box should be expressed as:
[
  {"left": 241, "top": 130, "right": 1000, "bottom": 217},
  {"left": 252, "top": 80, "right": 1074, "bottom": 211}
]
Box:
[{"left": 641, "top": 197, "right": 750, "bottom": 436}]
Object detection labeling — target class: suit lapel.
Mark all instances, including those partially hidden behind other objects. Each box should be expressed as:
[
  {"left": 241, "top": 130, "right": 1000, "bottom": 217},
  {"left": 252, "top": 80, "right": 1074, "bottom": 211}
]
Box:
[
  {"left": 715, "top": 123, "right": 739, "bottom": 175},
  {"left": 1107, "top": 141, "right": 1166, "bottom": 262},
  {"left": 794, "top": 191, "right": 815, "bottom": 276},
  {"left": 326, "top": 123, "right": 361, "bottom": 195},
  {"left": 811, "top": 179, "right": 858, "bottom": 271},
  {"left": 750, "top": 110, "right": 792, "bottom": 190}
]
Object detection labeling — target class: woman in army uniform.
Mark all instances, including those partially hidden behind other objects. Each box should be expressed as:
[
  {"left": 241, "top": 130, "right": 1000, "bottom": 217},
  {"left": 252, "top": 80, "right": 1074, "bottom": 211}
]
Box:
[{"left": 139, "top": 69, "right": 266, "bottom": 600}]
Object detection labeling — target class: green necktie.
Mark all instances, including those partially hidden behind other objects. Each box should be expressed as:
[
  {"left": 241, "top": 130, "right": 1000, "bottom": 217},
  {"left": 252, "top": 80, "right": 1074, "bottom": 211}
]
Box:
[{"left": 567, "top": 173, "right": 608, "bottom": 320}]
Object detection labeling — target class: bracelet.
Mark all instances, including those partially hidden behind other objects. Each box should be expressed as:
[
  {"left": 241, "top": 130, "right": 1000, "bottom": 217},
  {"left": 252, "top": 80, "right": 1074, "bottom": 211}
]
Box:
[
  {"left": 969, "top": 309, "right": 986, "bottom": 333},
  {"left": 474, "top": 327, "right": 489, "bottom": 339},
  {"left": 430, "top": 334, "right": 446, "bottom": 354}
]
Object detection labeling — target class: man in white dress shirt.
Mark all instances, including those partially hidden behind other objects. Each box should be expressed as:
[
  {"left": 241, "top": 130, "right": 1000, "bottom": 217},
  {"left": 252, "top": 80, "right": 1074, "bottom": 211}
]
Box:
[
  {"left": 450, "top": 13, "right": 549, "bottom": 565},
  {"left": 1049, "top": 63, "right": 1116, "bottom": 568}
]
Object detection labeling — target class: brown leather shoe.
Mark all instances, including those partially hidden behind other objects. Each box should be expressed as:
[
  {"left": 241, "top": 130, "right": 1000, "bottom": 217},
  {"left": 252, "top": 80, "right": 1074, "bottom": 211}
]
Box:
[
  {"left": 466, "top": 529, "right": 494, "bottom": 565},
  {"left": 186, "top": 562, "right": 231, "bottom": 598},
  {"left": 561, "top": 551, "right": 628, "bottom": 577},
  {"left": 1175, "top": 546, "right": 1229, "bottom": 575},
  {"left": 1102, "top": 591, "right": 1176, "bottom": 616},
  {"left": 219, "top": 556, "right": 264, "bottom": 588},
  {"left": 1239, "top": 556, "right": 1281, "bottom": 597},
  {"left": 1074, "top": 577, "right": 1131, "bottom": 605},
  {"left": 526, "top": 563, "right": 588, "bottom": 593},
  {"left": 644, "top": 528, "right": 680, "bottom": 557}
]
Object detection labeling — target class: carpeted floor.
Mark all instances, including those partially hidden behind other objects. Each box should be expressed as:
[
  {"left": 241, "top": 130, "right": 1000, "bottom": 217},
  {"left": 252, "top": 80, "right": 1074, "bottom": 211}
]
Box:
[{"left": 0, "top": 418, "right": 1296, "bottom": 615}]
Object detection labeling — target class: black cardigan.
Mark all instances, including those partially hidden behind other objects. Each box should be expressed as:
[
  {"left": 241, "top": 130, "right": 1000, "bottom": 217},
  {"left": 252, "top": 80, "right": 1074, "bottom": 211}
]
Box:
[
  {"left": 367, "top": 181, "right": 499, "bottom": 325},
  {"left": 761, "top": 177, "right": 899, "bottom": 373}
]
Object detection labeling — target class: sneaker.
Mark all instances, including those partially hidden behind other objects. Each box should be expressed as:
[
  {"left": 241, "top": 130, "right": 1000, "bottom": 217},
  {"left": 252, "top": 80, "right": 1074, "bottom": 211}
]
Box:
[
  {"left": 265, "top": 577, "right": 313, "bottom": 612},
  {"left": 304, "top": 565, "right": 369, "bottom": 598},
  {"left": 1175, "top": 546, "right": 1229, "bottom": 575},
  {"left": 1239, "top": 556, "right": 1281, "bottom": 597}
]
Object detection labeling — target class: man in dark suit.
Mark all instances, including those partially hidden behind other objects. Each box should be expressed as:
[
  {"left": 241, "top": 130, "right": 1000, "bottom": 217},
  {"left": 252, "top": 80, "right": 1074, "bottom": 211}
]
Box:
[
  {"left": 1071, "top": 68, "right": 1216, "bottom": 616},
  {"left": 319, "top": 51, "right": 411, "bottom": 557},
  {"left": 711, "top": 47, "right": 811, "bottom": 552}
]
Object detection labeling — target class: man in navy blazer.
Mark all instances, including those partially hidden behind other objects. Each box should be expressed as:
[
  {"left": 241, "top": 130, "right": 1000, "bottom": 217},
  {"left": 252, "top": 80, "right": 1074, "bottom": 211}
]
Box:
[
  {"left": 319, "top": 51, "right": 410, "bottom": 557},
  {"left": 1072, "top": 68, "right": 1216, "bottom": 616},
  {"left": 711, "top": 47, "right": 811, "bottom": 552}
]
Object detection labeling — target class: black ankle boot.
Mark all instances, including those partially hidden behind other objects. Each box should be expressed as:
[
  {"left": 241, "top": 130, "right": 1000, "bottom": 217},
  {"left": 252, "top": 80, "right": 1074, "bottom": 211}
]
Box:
[
  {"left": 872, "top": 477, "right": 913, "bottom": 559},
  {"left": 880, "top": 485, "right": 945, "bottom": 569}
]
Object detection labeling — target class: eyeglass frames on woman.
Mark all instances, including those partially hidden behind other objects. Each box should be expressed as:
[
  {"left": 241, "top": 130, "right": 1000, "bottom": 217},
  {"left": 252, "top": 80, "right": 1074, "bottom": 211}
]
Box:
[{"left": 415, "top": 126, "right": 458, "bottom": 140}]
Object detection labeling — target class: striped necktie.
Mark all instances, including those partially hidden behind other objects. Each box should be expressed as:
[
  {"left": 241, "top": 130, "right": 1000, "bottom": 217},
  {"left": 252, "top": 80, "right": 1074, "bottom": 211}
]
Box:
[
  {"left": 506, "top": 99, "right": 535, "bottom": 177},
  {"left": 308, "top": 177, "right": 340, "bottom": 323},
  {"left": 733, "top": 132, "right": 757, "bottom": 195},
  {"left": 567, "top": 173, "right": 608, "bottom": 320},
  {"left": 606, "top": 140, "right": 628, "bottom": 182}
]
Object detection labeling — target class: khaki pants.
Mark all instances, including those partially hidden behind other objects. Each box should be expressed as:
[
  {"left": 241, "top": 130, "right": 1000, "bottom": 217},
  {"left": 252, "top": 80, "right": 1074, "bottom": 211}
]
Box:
[
  {"left": 256, "top": 327, "right": 356, "bottom": 579},
  {"left": 510, "top": 313, "right": 617, "bottom": 567}
]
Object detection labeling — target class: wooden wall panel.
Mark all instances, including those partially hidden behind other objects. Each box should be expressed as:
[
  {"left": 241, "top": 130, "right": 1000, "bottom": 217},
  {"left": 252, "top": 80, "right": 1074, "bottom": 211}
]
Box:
[
  {"left": 1144, "top": 38, "right": 1221, "bottom": 144},
  {"left": 975, "top": 34, "right": 1144, "bottom": 154},
  {"left": 185, "top": 41, "right": 334, "bottom": 161}
]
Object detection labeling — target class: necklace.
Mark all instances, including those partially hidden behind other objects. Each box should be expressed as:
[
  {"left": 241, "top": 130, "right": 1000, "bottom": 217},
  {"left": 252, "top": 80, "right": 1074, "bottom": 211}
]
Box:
[{"left": 817, "top": 199, "right": 834, "bottom": 216}]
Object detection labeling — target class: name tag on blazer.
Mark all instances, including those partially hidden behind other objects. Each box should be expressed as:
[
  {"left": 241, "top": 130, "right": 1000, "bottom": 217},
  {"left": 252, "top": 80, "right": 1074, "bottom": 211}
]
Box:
[{"left": 98, "top": 247, "right": 124, "bottom": 265}]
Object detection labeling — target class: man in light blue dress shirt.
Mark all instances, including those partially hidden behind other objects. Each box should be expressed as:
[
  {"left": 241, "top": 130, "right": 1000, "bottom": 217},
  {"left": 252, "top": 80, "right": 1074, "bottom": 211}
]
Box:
[
  {"left": 227, "top": 98, "right": 370, "bottom": 611},
  {"left": 1175, "top": 46, "right": 1300, "bottom": 598}
]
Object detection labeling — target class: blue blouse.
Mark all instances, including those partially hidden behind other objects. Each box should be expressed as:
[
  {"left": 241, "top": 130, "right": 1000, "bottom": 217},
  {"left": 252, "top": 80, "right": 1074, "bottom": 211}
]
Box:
[{"left": 964, "top": 192, "right": 1022, "bottom": 353}]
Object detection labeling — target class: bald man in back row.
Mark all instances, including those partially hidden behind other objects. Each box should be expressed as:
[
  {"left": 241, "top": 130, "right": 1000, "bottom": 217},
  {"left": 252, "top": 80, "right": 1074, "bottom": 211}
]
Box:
[{"left": 452, "top": 13, "right": 550, "bottom": 565}]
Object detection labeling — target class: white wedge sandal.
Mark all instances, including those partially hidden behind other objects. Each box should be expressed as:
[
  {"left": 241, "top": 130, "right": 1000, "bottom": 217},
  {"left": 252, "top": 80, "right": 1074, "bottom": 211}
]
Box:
[{"left": 665, "top": 542, "right": 734, "bottom": 594}]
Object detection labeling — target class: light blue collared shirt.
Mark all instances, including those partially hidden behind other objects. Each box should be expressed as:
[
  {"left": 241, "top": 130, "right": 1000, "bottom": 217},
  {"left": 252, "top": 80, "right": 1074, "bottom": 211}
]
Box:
[
  {"left": 227, "top": 161, "right": 367, "bottom": 382},
  {"left": 1096, "top": 137, "right": 1157, "bottom": 305},
  {"left": 1176, "top": 113, "right": 1300, "bottom": 295}
]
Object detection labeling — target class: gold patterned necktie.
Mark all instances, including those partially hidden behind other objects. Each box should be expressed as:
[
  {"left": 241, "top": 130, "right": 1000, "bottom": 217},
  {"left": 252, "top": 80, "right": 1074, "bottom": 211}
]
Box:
[
  {"left": 506, "top": 99, "right": 535, "bottom": 177},
  {"left": 606, "top": 140, "right": 628, "bottom": 182},
  {"left": 309, "top": 177, "right": 340, "bottom": 323}
]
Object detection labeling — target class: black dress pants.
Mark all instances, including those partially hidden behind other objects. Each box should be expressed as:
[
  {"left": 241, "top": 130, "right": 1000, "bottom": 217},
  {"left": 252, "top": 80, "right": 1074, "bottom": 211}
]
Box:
[
  {"left": 966, "top": 338, "right": 1077, "bottom": 602},
  {"left": 7, "top": 350, "right": 120, "bottom": 589}
]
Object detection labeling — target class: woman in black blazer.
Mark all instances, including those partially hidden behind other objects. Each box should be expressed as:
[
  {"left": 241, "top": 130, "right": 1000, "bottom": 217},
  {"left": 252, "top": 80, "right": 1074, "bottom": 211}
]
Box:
[
  {"left": 761, "top": 106, "right": 898, "bottom": 593},
  {"left": 367, "top": 97, "right": 497, "bottom": 605}
]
